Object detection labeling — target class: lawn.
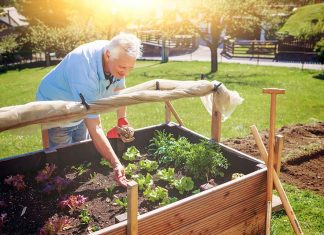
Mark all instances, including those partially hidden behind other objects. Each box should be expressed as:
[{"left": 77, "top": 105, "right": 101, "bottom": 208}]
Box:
[
  {"left": 0, "top": 61, "right": 323, "bottom": 158},
  {"left": 0, "top": 61, "right": 323, "bottom": 234}
]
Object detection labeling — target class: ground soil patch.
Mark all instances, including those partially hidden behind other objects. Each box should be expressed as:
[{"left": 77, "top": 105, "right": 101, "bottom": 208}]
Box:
[{"left": 223, "top": 122, "right": 324, "bottom": 195}]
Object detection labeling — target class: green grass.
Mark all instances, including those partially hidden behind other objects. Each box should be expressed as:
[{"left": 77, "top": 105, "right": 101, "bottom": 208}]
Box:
[
  {"left": 0, "top": 61, "right": 323, "bottom": 234},
  {"left": 271, "top": 184, "right": 324, "bottom": 235},
  {"left": 278, "top": 3, "right": 324, "bottom": 37},
  {"left": 1, "top": 61, "right": 323, "bottom": 158}
]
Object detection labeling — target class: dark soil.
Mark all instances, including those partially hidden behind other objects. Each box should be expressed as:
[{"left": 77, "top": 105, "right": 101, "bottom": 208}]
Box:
[{"left": 223, "top": 122, "right": 324, "bottom": 196}]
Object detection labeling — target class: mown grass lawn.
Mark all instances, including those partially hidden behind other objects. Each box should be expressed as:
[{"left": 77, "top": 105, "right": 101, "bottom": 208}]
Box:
[{"left": 0, "top": 61, "right": 323, "bottom": 234}]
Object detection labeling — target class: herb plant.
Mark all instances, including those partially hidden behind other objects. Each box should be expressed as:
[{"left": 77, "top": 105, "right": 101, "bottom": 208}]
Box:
[
  {"left": 3, "top": 174, "right": 26, "bottom": 191},
  {"left": 71, "top": 163, "right": 91, "bottom": 176},
  {"left": 97, "top": 185, "right": 115, "bottom": 199},
  {"left": 139, "top": 159, "right": 158, "bottom": 172},
  {"left": 172, "top": 176, "right": 194, "bottom": 194},
  {"left": 186, "top": 140, "right": 229, "bottom": 181}
]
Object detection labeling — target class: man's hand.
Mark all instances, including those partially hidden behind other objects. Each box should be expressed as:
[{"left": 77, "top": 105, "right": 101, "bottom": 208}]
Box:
[{"left": 113, "top": 163, "right": 128, "bottom": 187}]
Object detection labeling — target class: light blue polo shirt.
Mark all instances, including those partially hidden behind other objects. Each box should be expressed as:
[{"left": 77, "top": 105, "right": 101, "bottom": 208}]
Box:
[{"left": 36, "top": 40, "right": 125, "bottom": 121}]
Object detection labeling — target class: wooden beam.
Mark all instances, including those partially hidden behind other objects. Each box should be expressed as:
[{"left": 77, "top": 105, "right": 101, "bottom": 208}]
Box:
[
  {"left": 274, "top": 134, "right": 284, "bottom": 176},
  {"left": 165, "top": 102, "right": 171, "bottom": 123},
  {"left": 165, "top": 101, "right": 184, "bottom": 126},
  {"left": 127, "top": 181, "right": 138, "bottom": 235}
]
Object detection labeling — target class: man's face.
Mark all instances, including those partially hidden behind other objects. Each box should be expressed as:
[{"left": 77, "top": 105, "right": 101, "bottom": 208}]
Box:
[{"left": 107, "top": 50, "right": 136, "bottom": 79}]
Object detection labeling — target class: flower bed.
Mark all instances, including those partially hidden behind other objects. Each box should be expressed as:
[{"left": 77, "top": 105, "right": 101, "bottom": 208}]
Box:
[{"left": 0, "top": 123, "right": 267, "bottom": 235}]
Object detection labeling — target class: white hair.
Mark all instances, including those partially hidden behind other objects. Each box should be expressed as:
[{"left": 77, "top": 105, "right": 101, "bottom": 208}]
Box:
[{"left": 108, "top": 32, "right": 143, "bottom": 59}]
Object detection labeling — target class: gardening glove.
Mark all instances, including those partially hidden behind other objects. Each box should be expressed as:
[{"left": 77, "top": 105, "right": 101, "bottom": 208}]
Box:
[
  {"left": 113, "top": 163, "right": 128, "bottom": 188},
  {"left": 107, "top": 118, "right": 135, "bottom": 143}
]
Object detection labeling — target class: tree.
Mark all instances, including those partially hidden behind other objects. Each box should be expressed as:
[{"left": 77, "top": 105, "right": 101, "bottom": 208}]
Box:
[{"left": 177, "top": 0, "right": 282, "bottom": 73}]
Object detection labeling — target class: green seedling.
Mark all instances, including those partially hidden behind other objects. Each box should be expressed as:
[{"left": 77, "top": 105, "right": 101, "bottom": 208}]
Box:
[
  {"left": 79, "top": 209, "right": 91, "bottom": 224},
  {"left": 160, "top": 196, "right": 178, "bottom": 206},
  {"left": 125, "top": 163, "right": 138, "bottom": 176},
  {"left": 173, "top": 176, "right": 194, "bottom": 194},
  {"left": 100, "top": 159, "right": 113, "bottom": 169},
  {"left": 139, "top": 159, "right": 158, "bottom": 172},
  {"left": 114, "top": 197, "right": 128, "bottom": 209},
  {"left": 156, "top": 168, "right": 175, "bottom": 183},
  {"left": 132, "top": 173, "right": 153, "bottom": 190},
  {"left": 71, "top": 163, "right": 92, "bottom": 176},
  {"left": 122, "top": 146, "right": 141, "bottom": 161},
  {"left": 143, "top": 186, "right": 168, "bottom": 203}
]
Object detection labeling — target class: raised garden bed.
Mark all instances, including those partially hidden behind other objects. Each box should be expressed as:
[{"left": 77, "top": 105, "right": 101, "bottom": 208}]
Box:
[{"left": 0, "top": 123, "right": 267, "bottom": 234}]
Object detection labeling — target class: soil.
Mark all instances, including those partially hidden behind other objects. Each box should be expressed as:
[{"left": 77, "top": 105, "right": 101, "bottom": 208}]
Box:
[{"left": 223, "top": 122, "right": 324, "bottom": 196}]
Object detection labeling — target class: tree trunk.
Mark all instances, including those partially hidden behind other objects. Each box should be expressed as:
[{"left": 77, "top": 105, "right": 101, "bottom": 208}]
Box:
[
  {"left": 45, "top": 52, "right": 51, "bottom": 67},
  {"left": 210, "top": 47, "right": 218, "bottom": 73}
]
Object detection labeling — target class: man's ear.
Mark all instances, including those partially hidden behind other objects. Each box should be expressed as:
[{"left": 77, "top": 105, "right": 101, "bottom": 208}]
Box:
[{"left": 106, "top": 50, "right": 111, "bottom": 59}]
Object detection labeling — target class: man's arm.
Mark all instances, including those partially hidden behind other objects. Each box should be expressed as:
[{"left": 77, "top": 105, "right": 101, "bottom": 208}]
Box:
[{"left": 85, "top": 117, "right": 127, "bottom": 187}]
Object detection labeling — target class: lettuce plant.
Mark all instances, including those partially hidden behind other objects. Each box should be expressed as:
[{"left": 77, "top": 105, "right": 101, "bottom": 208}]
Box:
[
  {"left": 160, "top": 197, "right": 178, "bottom": 206},
  {"left": 143, "top": 186, "right": 168, "bottom": 203},
  {"left": 125, "top": 163, "right": 138, "bottom": 176},
  {"left": 39, "top": 216, "right": 71, "bottom": 235},
  {"left": 58, "top": 195, "right": 87, "bottom": 211},
  {"left": 35, "top": 163, "right": 57, "bottom": 183},
  {"left": 138, "top": 159, "right": 158, "bottom": 172},
  {"left": 100, "top": 159, "right": 113, "bottom": 169},
  {"left": 156, "top": 168, "right": 175, "bottom": 183},
  {"left": 4, "top": 174, "right": 26, "bottom": 191},
  {"left": 122, "top": 146, "right": 141, "bottom": 161},
  {"left": 172, "top": 176, "right": 194, "bottom": 194},
  {"left": 131, "top": 173, "right": 153, "bottom": 190}
]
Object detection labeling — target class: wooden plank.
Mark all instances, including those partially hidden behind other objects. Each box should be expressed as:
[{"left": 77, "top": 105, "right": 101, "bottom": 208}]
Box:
[
  {"left": 168, "top": 193, "right": 266, "bottom": 235},
  {"left": 272, "top": 195, "right": 283, "bottom": 213},
  {"left": 165, "top": 101, "right": 184, "bottom": 126},
  {"left": 218, "top": 212, "right": 266, "bottom": 235},
  {"left": 127, "top": 181, "right": 138, "bottom": 235}
]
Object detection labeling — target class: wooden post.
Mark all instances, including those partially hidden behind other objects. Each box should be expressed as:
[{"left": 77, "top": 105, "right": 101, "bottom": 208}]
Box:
[
  {"left": 165, "top": 101, "right": 184, "bottom": 126},
  {"left": 165, "top": 102, "right": 171, "bottom": 123},
  {"left": 274, "top": 135, "right": 284, "bottom": 176},
  {"left": 263, "top": 88, "right": 285, "bottom": 235},
  {"left": 211, "top": 93, "right": 221, "bottom": 142},
  {"left": 127, "top": 181, "right": 138, "bottom": 235},
  {"left": 251, "top": 125, "right": 304, "bottom": 235}
]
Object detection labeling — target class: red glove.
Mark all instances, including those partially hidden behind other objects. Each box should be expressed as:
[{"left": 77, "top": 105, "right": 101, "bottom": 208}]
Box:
[
  {"left": 107, "top": 118, "right": 129, "bottom": 138},
  {"left": 118, "top": 117, "right": 129, "bottom": 127}
]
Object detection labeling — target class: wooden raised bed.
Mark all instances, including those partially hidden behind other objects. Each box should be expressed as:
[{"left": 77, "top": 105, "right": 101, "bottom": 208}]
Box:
[{"left": 0, "top": 122, "right": 267, "bottom": 235}]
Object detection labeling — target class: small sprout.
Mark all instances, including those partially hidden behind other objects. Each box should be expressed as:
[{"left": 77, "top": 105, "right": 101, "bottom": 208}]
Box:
[
  {"left": 114, "top": 197, "right": 128, "bottom": 209},
  {"left": 35, "top": 163, "right": 57, "bottom": 183},
  {"left": 59, "top": 195, "right": 87, "bottom": 211},
  {"left": 89, "top": 172, "right": 97, "bottom": 181},
  {"left": 39, "top": 216, "right": 71, "bottom": 235},
  {"left": 160, "top": 197, "right": 178, "bottom": 206},
  {"left": 156, "top": 168, "right": 175, "bottom": 182},
  {"left": 132, "top": 173, "right": 153, "bottom": 190},
  {"left": 192, "top": 189, "right": 201, "bottom": 195},
  {"left": 100, "top": 159, "right": 113, "bottom": 169},
  {"left": 79, "top": 209, "right": 91, "bottom": 224},
  {"left": 4, "top": 174, "right": 27, "bottom": 191},
  {"left": 143, "top": 186, "right": 168, "bottom": 202},
  {"left": 71, "top": 163, "right": 91, "bottom": 176},
  {"left": 97, "top": 185, "right": 116, "bottom": 199},
  {"left": 122, "top": 146, "right": 141, "bottom": 161}
]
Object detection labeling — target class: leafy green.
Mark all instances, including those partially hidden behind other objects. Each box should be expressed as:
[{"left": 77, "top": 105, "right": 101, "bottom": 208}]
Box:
[
  {"left": 156, "top": 168, "right": 175, "bottom": 183},
  {"left": 132, "top": 173, "right": 153, "bottom": 190},
  {"left": 114, "top": 197, "right": 128, "bottom": 209},
  {"left": 160, "top": 197, "right": 178, "bottom": 206},
  {"left": 100, "top": 159, "right": 113, "bottom": 169},
  {"left": 71, "top": 162, "right": 91, "bottom": 176},
  {"left": 139, "top": 159, "right": 158, "bottom": 172},
  {"left": 122, "top": 146, "right": 141, "bottom": 161},
  {"left": 125, "top": 163, "right": 138, "bottom": 176},
  {"left": 143, "top": 186, "right": 168, "bottom": 202},
  {"left": 173, "top": 176, "right": 194, "bottom": 194},
  {"left": 79, "top": 209, "right": 91, "bottom": 224}
]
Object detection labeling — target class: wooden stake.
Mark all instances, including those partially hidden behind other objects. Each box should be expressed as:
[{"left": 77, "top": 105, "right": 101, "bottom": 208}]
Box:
[
  {"left": 165, "top": 102, "right": 171, "bottom": 123},
  {"left": 165, "top": 101, "right": 184, "bottom": 126},
  {"left": 274, "top": 135, "right": 284, "bottom": 176},
  {"left": 211, "top": 93, "right": 221, "bottom": 142},
  {"left": 262, "top": 88, "right": 285, "bottom": 234},
  {"left": 127, "top": 180, "right": 138, "bottom": 235},
  {"left": 251, "top": 125, "right": 304, "bottom": 235}
]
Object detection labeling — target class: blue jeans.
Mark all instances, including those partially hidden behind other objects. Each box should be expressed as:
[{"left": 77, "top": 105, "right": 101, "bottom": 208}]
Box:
[{"left": 48, "top": 121, "right": 89, "bottom": 148}]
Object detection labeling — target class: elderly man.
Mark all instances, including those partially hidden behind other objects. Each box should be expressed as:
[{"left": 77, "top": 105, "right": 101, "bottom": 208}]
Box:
[{"left": 36, "top": 33, "right": 142, "bottom": 187}]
